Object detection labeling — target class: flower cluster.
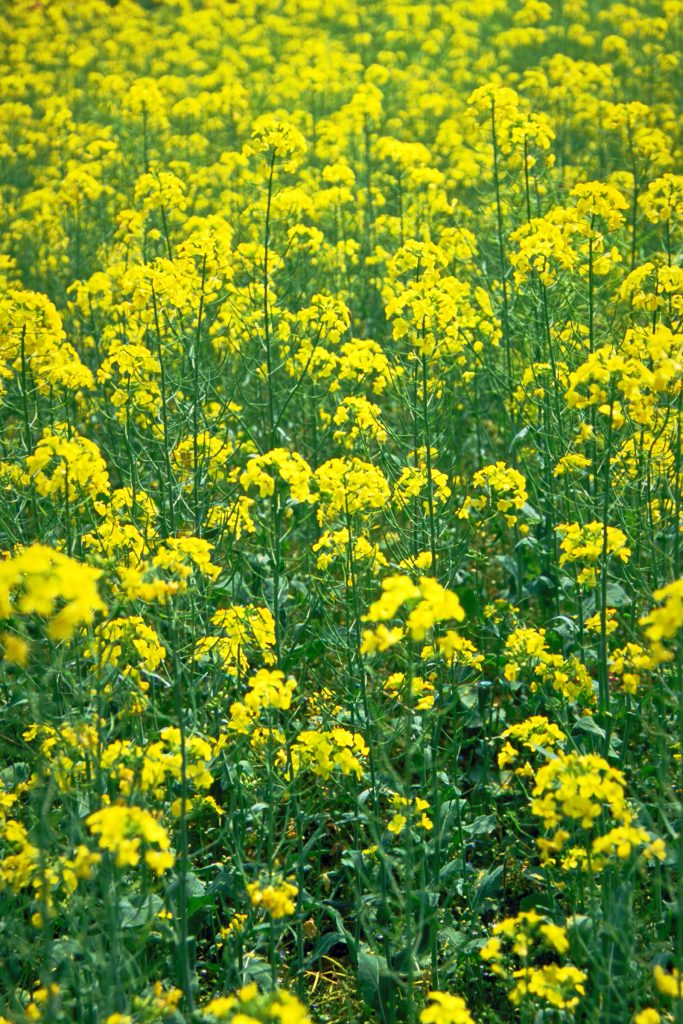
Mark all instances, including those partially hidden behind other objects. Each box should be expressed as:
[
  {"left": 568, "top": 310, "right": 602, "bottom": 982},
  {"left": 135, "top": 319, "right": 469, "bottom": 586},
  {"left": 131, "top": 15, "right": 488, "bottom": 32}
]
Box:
[
  {"left": 0, "top": 544, "right": 106, "bottom": 642},
  {"left": 458, "top": 462, "right": 528, "bottom": 528},
  {"left": 246, "top": 878, "right": 298, "bottom": 919},
  {"left": 201, "top": 983, "right": 310, "bottom": 1023},
  {"left": 86, "top": 804, "right": 175, "bottom": 875},
  {"left": 556, "top": 521, "right": 631, "bottom": 587},
  {"left": 361, "top": 575, "right": 465, "bottom": 650},
  {"left": 640, "top": 579, "right": 683, "bottom": 664},
  {"left": 480, "top": 912, "right": 586, "bottom": 1011}
]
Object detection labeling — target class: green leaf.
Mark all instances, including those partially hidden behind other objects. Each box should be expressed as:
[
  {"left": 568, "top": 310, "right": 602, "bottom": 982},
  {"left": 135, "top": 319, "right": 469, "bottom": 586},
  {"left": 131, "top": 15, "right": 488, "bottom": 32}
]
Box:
[
  {"left": 188, "top": 892, "right": 216, "bottom": 915},
  {"left": 519, "top": 892, "right": 558, "bottom": 914},
  {"left": 0, "top": 762, "right": 30, "bottom": 786},
  {"left": 439, "top": 926, "right": 473, "bottom": 952},
  {"left": 206, "top": 867, "right": 236, "bottom": 898},
  {"left": 467, "top": 814, "right": 497, "bottom": 837},
  {"left": 320, "top": 905, "right": 357, "bottom": 960},
  {"left": 470, "top": 865, "right": 504, "bottom": 914},
  {"left": 305, "top": 931, "right": 347, "bottom": 967},
  {"left": 185, "top": 872, "right": 206, "bottom": 897},
  {"left": 520, "top": 500, "right": 542, "bottom": 523},
  {"left": 584, "top": 582, "right": 631, "bottom": 613},
  {"left": 356, "top": 947, "right": 401, "bottom": 1024},
  {"left": 435, "top": 799, "right": 466, "bottom": 844},
  {"left": 118, "top": 895, "right": 163, "bottom": 929},
  {"left": 572, "top": 717, "right": 606, "bottom": 739},
  {"left": 242, "top": 952, "right": 274, "bottom": 990}
]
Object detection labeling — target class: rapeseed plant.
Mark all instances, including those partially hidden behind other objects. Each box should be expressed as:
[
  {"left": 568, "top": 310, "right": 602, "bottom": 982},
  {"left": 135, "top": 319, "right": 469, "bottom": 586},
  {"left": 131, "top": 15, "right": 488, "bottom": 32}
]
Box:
[{"left": 0, "top": 0, "right": 681, "bottom": 1022}]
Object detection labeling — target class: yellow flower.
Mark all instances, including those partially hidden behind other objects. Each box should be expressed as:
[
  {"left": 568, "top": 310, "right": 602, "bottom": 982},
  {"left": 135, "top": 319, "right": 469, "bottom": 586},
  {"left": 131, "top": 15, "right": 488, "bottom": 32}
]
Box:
[
  {"left": 634, "top": 1010, "right": 661, "bottom": 1024},
  {"left": 241, "top": 449, "right": 315, "bottom": 504},
  {"left": 481, "top": 912, "right": 585, "bottom": 1009},
  {"left": 244, "top": 116, "right": 307, "bottom": 173},
  {"left": 420, "top": 991, "right": 474, "bottom": 1024},
  {"left": 458, "top": 462, "right": 527, "bottom": 526},
  {"left": 1, "top": 632, "right": 30, "bottom": 667},
  {"left": 362, "top": 575, "right": 464, "bottom": 641},
  {"left": 360, "top": 624, "right": 405, "bottom": 653},
  {"left": 640, "top": 579, "right": 683, "bottom": 664},
  {"left": 0, "top": 544, "right": 106, "bottom": 640},
  {"left": 25, "top": 426, "right": 110, "bottom": 502},
  {"left": 654, "top": 964, "right": 683, "bottom": 999},
  {"left": 315, "top": 457, "right": 390, "bottom": 523},
  {"left": 247, "top": 878, "right": 298, "bottom": 919},
  {"left": 556, "top": 521, "right": 631, "bottom": 583},
  {"left": 86, "top": 804, "right": 174, "bottom": 873}
]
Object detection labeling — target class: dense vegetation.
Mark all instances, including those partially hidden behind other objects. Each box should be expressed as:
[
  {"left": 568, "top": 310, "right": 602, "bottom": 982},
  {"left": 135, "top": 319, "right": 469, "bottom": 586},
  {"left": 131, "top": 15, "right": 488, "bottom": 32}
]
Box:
[{"left": 0, "top": 2, "right": 682, "bottom": 1023}]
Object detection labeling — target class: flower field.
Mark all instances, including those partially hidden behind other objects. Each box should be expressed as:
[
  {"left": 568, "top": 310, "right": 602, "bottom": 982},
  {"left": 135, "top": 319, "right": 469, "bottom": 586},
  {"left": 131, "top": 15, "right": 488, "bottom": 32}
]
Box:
[{"left": 0, "top": 0, "right": 682, "bottom": 1021}]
